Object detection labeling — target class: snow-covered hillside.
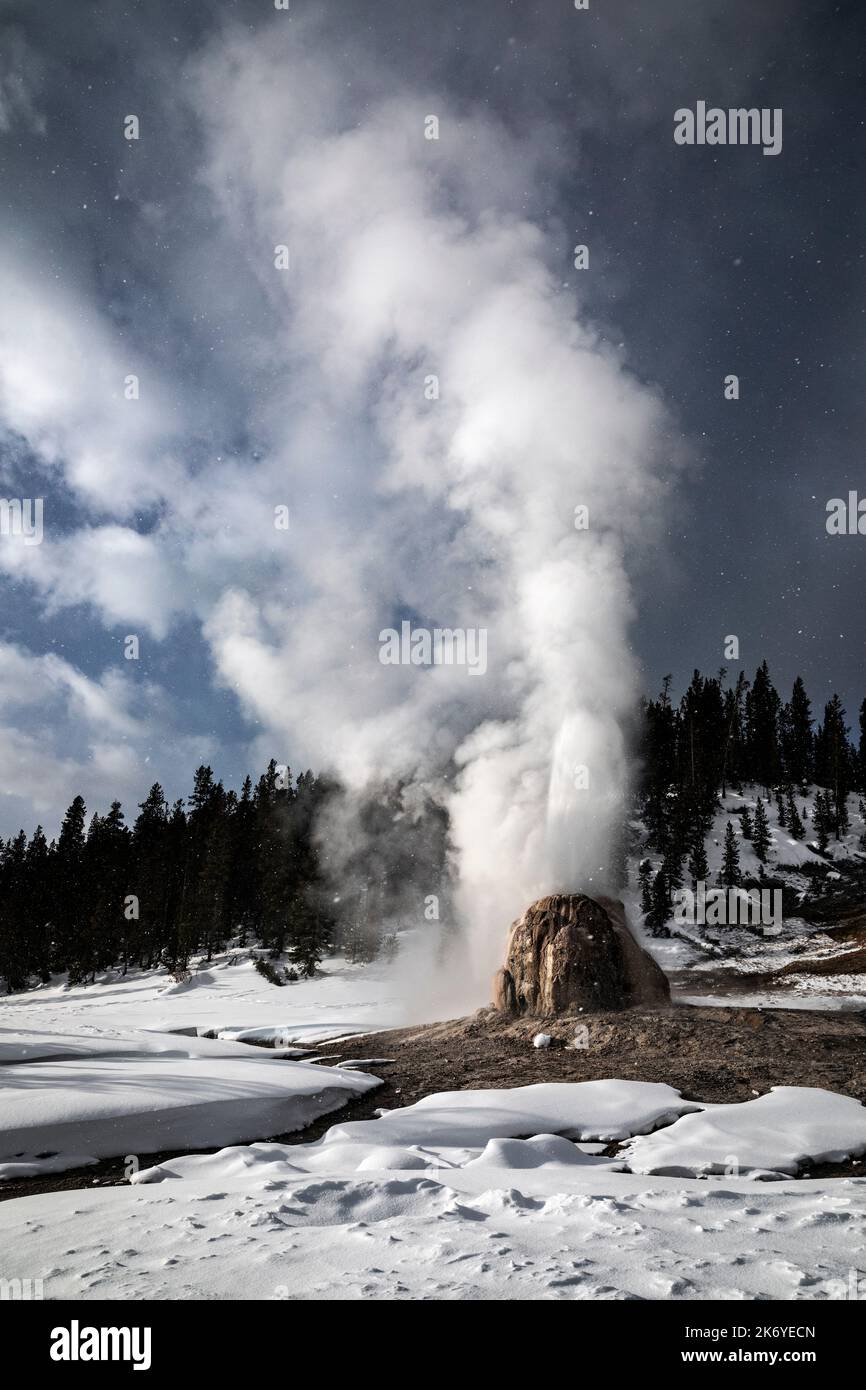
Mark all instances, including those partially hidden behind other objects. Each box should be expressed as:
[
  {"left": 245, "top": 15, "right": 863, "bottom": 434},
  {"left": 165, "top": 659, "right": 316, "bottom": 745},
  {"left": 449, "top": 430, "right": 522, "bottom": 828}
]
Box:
[
  {"left": 690, "top": 785, "right": 864, "bottom": 880},
  {"left": 627, "top": 786, "right": 866, "bottom": 1009}
]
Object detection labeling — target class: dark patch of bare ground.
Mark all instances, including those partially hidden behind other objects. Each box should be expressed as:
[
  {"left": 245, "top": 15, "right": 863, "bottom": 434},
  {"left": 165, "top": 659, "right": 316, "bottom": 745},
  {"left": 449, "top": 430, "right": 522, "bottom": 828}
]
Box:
[{"left": 3, "top": 1000, "right": 866, "bottom": 1203}]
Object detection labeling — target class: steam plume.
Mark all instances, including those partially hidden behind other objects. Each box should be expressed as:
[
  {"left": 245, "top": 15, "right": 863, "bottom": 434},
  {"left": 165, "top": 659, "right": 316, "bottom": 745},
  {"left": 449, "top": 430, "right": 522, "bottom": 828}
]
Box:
[{"left": 194, "top": 26, "right": 679, "bottom": 1007}]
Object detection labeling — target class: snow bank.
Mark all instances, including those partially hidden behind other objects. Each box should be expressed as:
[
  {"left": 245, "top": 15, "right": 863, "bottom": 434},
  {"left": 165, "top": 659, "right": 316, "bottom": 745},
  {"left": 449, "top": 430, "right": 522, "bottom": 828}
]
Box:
[
  {"left": 625, "top": 1086, "right": 866, "bottom": 1178},
  {"left": 361, "top": 1080, "right": 697, "bottom": 1145},
  {"left": 134, "top": 1079, "right": 866, "bottom": 1190},
  {"left": 366, "top": 1078, "right": 697, "bottom": 1145},
  {"left": 133, "top": 1080, "right": 693, "bottom": 1184},
  {"left": 0, "top": 1027, "right": 380, "bottom": 1178},
  {"left": 463, "top": 1134, "right": 619, "bottom": 1170}
]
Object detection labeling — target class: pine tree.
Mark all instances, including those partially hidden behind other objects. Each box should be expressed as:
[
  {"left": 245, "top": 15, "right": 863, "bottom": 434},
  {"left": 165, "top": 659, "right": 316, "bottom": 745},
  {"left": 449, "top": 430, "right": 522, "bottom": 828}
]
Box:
[
  {"left": 228, "top": 775, "right": 259, "bottom": 942},
  {"left": 83, "top": 802, "right": 130, "bottom": 980},
  {"left": 785, "top": 788, "right": 805, "bottom": 840},
  {"left": 679, "top": 670, "right": 727, "bottom": 819},
  {"left": 752, "top": 797, "right": 771, "bottom": 867},
  {"left": 25, "top": 825, "right": 52, "bottom": 981},
  {"left": 131, "top": 784, "right": 171, "bottom": 970},
  {"left": 196, "top": 787, "right": 233, "bottom": 962},
  {"left": 813, "top": 791, "right": 830, "bottom": 854},
  {"left": 647, "top": 868, "right": 671, "bottom": 938},
  {"left": 661, "top": 843, "right": 684, "bottom": 904},
  {"left": 776, "top": 791, "right": 787, "bottom": 827},
  {"left": 719, "top": 821, "right": 741, "bottom": 888},
  {"left": 687, "top": 829, "right": 709, "bottom": 885},
  {"left": 638, "top": 858, "right": 653, "bottom": 916},
  {"left": 178, "top": 766, "right": 224, "bottom": 961},
  {"left": 782, "top": 677, "right": 814, "bottom": 787},
  {"left": 720, "top": 672, "right": 749, "bottom": 796},
  {"left": 56, "top": 796, "right": 88, "bottom": 979},
  {"left": 163, "top": 800, "right": 189, "bottom": 971},
  {"left": 738, "top": 805, "right": 754, "bottom": 840},
  {"left": 640, "top": 677, "right": 678, "bottom": 851},
  {"left": 815, "top": 695, "right": 852, "bottom": 837},
  {"left": 288, "top": 897, "right": 330, "bottom": 978},
  {"left": 256, "top": 762, "right": 296, "bottom": 956},
  {"left": 0, "top": 831, "right": 30, "bottom": 990},
  {"left": 745, "top": 662, "right": 781, "bottom": 791}
]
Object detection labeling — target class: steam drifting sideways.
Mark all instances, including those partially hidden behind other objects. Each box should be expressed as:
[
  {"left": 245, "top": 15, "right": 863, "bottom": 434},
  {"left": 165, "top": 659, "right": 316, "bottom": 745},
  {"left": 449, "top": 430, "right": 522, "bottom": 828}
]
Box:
[{"left": 194, "top": 27, "right": 681, "bottom": 1006}]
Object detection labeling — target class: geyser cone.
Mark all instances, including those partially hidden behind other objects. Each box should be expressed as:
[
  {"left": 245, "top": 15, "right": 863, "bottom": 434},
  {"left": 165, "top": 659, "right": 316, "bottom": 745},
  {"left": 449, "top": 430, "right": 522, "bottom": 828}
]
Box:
[{"left": 492, "top": 892, "right": 670, "bottom": 1017}]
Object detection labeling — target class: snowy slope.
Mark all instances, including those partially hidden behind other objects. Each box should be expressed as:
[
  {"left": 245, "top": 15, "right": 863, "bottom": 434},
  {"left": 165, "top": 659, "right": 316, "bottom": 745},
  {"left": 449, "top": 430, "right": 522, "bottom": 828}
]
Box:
[
  {"left": 703, "top": 787, "right": 866, "bottom": 880},
  {"left": 627, "top": 786, "right": 866, "bottom": 1008}
]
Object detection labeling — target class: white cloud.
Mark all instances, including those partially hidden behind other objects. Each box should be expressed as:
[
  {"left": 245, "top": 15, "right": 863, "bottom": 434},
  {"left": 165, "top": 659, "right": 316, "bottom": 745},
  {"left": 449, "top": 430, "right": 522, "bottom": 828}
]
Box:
[
  {"left": 0, "top": 258, "right": 184, "bottom": 513},
  {"left": 0, "top": 525, "right": 186, "bottom": 638},
  {"left": 0, "top": 640, "right": 213, "bottom": 835}
]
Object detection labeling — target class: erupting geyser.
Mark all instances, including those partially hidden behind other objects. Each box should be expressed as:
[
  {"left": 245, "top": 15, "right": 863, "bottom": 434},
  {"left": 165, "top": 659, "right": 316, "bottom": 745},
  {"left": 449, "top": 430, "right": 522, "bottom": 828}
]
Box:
[
  {"left": 185, "top": 38, "right": 683, "bottom": 1012},
  {"left": 492, "top": 893, "right": 670, "bottom": 1017}
]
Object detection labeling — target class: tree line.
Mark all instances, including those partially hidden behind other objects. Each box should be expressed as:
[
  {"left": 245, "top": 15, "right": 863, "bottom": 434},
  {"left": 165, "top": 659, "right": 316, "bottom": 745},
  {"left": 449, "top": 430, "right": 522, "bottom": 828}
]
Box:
[
  {"left": 0, "top": 753, "right": 449, "bottom": 994},
  {"left": 636, "top": 663, "right": 866, "bottom": 934},
  {"left": 0, "top": 762, "right": 338, "bottom": 991},
  {"left": 2, "top": 660, "right": 864, "bottom": 988}
]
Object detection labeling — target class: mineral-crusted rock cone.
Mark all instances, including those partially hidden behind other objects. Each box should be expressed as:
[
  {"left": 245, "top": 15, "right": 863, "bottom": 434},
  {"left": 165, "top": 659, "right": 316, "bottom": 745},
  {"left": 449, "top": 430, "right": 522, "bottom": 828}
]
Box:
[{"left": 492, "top": 892, "right": 670, "bottom": 1017}]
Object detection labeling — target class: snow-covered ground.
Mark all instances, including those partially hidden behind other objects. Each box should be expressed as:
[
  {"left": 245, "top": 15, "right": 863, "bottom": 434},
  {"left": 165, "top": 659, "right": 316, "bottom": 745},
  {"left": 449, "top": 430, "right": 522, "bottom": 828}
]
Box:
[
  {"left": 0, "top": 951, "right": 413, "bottom": 1180},
  {"left": 624, "top": 1087, "right": 866, "bottom": 1178},
  {"left": 0, "top": 1027, "right": 380, "bottom": 1179},
  {"left": 0, "top": 949, "right": 410, "bottom": 1043},
  {"left": 2, "top": 1078, "right": 864, "bottom": 1301}
]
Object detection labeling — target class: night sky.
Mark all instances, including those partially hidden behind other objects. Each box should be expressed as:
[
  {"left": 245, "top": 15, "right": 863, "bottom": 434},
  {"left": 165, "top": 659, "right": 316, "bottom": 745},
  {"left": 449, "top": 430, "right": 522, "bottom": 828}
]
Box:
[{"left": 0, "top": 0, "right": 864, "bottom": 837}]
